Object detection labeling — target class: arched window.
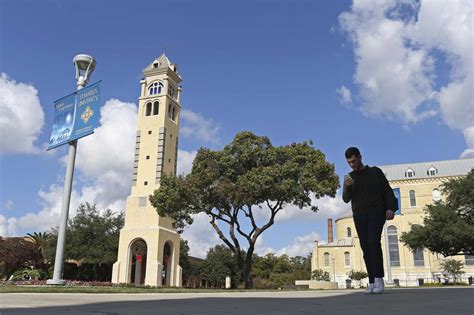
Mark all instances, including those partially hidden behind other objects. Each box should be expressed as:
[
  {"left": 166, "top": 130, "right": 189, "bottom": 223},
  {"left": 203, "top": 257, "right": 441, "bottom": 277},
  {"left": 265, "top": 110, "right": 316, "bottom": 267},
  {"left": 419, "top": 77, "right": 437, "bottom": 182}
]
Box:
[
  {"left": 344, "top": 252, "right": 350, "bottom": 266},
  {"left": 145, "top": 102, "right": 152, "bottom": 116},
  {"left": 148, "top": 82, "right": 164, "bottom": 95},
  {"left": 347, "top": 227, "right": 352, "bottom": 237},
  {"left": 409, "top": 190, "right": 416, "bottom": 207},
  {"left": 432, "top": 188, "right": 441, "bottom": 202},
  {"left": 172, "top": 107, "right": 176, "bottom": 121},
  {"left": 324, "top": 253, "right": 330, "bottom": 267},
  {"left": 153, "top": 101, "right": 159, "bottom": 116},
  {"left": 387, "top": 225, "right": 400, "bottom": 267},
  {"left": 168, "top": 104, "right": 172, "bottom": 119}
]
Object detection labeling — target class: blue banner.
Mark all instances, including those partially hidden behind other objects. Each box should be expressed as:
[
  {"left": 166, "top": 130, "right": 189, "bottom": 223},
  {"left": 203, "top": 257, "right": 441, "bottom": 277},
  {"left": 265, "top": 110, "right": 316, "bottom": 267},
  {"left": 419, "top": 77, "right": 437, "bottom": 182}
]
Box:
[
  {"left": 48, "top": 81, "right": 101, "bottom": 150},
  {"left": 393, "top": 188, "right": 401, "bottom": 215}
]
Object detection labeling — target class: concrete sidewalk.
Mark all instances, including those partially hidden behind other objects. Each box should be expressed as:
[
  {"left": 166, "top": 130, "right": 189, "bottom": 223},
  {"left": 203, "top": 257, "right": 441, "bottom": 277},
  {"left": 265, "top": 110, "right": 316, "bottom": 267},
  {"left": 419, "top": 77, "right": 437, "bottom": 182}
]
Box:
[{"left": 1, "top": 287, "right": 472, "bottom": 314}]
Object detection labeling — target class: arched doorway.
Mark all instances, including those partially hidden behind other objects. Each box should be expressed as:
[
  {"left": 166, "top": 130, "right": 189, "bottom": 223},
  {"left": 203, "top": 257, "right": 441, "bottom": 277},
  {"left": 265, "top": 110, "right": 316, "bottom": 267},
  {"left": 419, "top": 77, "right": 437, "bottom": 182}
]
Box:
[
  {"left": 162, "top": 241, "right": 173, "bottom": 286},
  {"left": 129, "top": 239, "right": 147, "bottom": 285}
]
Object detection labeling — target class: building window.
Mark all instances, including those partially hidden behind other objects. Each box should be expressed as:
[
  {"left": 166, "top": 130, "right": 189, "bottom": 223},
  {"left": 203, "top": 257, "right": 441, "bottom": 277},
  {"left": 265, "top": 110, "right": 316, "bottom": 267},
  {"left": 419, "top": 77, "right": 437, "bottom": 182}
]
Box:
[
  {"left": 413, "top": 248, "right": 424, "bottom": 267},
  {"left": 427, "top": 166, "right": 438, "bottom": 176},
  {"left": 405, "top": 168, "right": 415, "bottom": 178},
  {"left": 169, "top": 84, "right": 176, "bottom": 99},
  {"left": 148, "top": 82, "right": 163, "bottom": 95},
  {"left": 146, "top": 155, "right": 150, "bottom": 160},
  {"left": 324, "top": 253, "right": 330, "bottom": 267},
  {"left": 409, "top": 190, "right": 416, "bottom": 207},
  {"left": 387, "top": 225, "right": 400, "bottom": 267},
  {"left": 432, "top": 188, "right": 441, "bottom": 202},
  {"left": 144, "top": 181, "right": 148, "bottom": 186},
  {"left": 172, "top": 107, "right": 176, "bottom": 121},
  {"left": 148, "top": 130, "right": 152, "bottom": 135},
  {"left": 145, "top": 102, "right": 152, "bottom": 116},
  {"left": 465, "top": 255, "right": 474, "bottom": 266},
  {"left": 347, "top": 227, "right": 352, "bottom": 237},
  {"left": 153, "top": 101, "right": 159, "bottom": 115},
  {"left": 344, "top": 252, "right": 350, "bottom": 267},
  {"left": 139, "top": 197, "right": 147, "bottom": 207}
]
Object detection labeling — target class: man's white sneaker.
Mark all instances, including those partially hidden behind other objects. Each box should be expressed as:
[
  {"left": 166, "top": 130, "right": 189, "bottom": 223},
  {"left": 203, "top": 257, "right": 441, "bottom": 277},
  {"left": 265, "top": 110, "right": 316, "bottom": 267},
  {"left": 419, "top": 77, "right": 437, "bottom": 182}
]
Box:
[
  {"left": 365, "top": 283, "right": 374, "bottom": 294},
  {"left": 373, "top": 277, "right": 384, "bottom": 294}
]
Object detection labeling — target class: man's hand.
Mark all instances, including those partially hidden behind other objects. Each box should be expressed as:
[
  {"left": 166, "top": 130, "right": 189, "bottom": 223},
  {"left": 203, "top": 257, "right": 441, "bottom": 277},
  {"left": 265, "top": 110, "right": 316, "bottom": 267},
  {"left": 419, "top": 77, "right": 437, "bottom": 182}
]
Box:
[
  {"left": 386, "top": 210, "right": 395, "bottom": 220},
  {"left": 344, "top": 177, "right": 354, "bottom": 187}
]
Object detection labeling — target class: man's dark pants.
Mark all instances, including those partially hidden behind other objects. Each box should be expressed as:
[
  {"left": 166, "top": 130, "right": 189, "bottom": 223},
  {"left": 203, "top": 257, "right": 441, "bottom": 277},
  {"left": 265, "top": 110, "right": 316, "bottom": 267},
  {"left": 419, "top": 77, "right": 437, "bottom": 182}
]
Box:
[{"left": 353, "top": 209, "right": 386, "bottom": 284}]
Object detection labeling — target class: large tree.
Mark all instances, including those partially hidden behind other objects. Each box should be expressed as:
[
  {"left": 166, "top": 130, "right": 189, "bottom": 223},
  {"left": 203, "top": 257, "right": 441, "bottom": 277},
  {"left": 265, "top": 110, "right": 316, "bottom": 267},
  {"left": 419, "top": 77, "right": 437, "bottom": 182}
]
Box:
[
  {"left": 400, "top": 169, "right": 474, "bottom": 257},
  {"left": 44, "top": 203, "right": 124, "bottom": 281},
  {"left": 150, "top": 131, "right": 339, "bottom": 288}
]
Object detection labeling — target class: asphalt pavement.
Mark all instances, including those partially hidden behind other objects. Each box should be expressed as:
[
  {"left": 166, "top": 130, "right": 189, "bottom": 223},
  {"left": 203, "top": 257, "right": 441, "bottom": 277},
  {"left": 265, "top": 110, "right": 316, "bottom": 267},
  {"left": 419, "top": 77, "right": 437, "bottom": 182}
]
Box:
[{"left": 0, "top": 287, "right": 472, "bottom": 315}]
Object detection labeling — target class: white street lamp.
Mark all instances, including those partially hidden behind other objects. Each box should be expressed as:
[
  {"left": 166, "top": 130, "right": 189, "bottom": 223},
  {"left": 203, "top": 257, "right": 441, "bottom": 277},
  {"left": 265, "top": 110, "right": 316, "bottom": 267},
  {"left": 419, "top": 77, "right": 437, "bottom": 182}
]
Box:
[{"left": 47, "top": 54, "right": 96, "bottom": 285}]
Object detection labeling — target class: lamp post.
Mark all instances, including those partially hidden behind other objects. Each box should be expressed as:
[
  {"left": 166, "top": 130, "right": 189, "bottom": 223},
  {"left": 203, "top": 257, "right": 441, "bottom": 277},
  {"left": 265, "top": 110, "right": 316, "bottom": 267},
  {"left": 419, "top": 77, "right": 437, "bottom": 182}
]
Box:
[{"left": 47, "top": 54, "right": 96, "bottom": 285}]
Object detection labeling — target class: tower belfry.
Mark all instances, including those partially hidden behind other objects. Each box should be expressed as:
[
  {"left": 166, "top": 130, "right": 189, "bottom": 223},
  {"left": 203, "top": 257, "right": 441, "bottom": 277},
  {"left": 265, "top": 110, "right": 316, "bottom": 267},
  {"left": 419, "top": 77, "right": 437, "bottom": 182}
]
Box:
[{"left": 112, "top": 54, "right": 182, "bottom": 286}]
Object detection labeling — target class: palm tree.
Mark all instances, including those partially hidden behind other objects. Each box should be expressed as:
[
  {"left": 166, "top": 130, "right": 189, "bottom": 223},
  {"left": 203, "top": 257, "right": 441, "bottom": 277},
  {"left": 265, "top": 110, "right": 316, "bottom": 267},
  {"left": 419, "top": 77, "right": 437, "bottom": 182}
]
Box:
[{"left": 25, "top": 232, "right": 51, "bottom": 257}]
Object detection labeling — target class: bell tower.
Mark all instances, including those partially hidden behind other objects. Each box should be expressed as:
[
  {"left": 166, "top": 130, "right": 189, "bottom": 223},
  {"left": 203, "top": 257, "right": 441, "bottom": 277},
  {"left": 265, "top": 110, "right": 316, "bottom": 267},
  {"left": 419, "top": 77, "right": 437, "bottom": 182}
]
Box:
[{"left": 112, "top": 54, "right": 182, "bottom": 286}]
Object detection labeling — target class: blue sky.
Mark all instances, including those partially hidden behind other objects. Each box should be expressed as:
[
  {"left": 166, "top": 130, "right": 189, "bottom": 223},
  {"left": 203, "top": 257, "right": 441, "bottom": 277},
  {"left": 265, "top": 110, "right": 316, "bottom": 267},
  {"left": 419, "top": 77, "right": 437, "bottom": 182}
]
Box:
[{"left": 1, "top": 0, "right": 473, "bottom": 257}]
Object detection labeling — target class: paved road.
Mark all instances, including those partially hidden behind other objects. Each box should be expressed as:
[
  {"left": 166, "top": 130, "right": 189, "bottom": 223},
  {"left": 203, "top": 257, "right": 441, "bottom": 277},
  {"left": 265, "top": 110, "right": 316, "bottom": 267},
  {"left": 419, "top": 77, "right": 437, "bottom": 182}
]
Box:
[{"left": 1, "top": 287, "right": 473, "bottom": 315}]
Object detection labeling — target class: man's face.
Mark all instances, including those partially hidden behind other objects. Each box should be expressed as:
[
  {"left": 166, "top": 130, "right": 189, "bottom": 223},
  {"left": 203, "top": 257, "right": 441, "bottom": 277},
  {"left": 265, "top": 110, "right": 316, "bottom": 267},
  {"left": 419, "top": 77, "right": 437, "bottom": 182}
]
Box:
[{"left": 346, "top": 155, "right": 362, "bottom": 171}]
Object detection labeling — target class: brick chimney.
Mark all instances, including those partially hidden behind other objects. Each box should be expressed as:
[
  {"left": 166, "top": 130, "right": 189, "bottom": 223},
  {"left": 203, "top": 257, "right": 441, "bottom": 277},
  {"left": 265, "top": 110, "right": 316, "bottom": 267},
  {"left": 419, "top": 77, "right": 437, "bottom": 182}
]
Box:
[{"left": 327, "top": 218, "right": 333, "bottom": 243}]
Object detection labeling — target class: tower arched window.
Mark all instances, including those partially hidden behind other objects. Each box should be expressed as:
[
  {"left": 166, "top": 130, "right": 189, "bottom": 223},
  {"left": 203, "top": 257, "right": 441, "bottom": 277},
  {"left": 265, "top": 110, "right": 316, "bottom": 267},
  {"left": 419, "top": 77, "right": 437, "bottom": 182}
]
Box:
[
  {"left": 145, "top": 102, "right": 152, "bottom": 116},
  {"left": 172, "top": 107, "right": 176, "bottom": 121},
  {"left": 148, "top": 82, "right": 164, "bottom": 95},
  {"left": 153, "top": 101, "right": 159, "bottom": 116},
  {"left": 324, "top": 252, "right": 330, "bottom": 267},
  {"left": 409, "top": 190, "right": 416, "bottom": 207},
  {"left": 344, "top": 252, "right": 351, "bottom": 266},
  {"left": 387, "top": 225, "right": 400, "bottom": 266},
  {"left": 347, "top": 227, "right": 352, "bottom": 237}
]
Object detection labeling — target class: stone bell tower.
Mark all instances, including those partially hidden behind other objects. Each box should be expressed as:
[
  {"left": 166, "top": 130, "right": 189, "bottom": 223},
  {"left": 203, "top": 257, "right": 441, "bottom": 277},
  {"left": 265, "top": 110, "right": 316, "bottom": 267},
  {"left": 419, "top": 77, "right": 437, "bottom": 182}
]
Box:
[{"left": 112, "top": 54, "right": 182, "bottom": 286}]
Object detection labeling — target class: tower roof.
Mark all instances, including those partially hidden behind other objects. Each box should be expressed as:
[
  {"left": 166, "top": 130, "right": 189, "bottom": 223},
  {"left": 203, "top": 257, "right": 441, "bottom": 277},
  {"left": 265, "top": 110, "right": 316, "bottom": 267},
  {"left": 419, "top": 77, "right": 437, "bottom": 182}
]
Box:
[{"left": 144, "top": 53, "right": 174, "bottom": 71}]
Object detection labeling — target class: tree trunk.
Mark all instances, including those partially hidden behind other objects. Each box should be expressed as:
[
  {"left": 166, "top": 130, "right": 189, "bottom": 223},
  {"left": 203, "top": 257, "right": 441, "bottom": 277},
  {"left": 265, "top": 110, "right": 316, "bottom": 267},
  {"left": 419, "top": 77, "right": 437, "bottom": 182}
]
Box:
[{"left": 242, "top": 245, "right": 255, "bottom": 289}]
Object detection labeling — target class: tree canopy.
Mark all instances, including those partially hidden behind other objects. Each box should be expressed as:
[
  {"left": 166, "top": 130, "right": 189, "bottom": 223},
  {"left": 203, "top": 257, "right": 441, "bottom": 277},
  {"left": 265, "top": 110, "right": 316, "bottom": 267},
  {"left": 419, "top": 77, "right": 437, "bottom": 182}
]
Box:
[
  {"left": 150, "top": 131, "right": 339, "bottom": 288},
  {"left": 44, "top": 202, "right": 124, "bottom": 281},
  {"left": 400, "top": 169, "right": 474, "bottom": 257}
]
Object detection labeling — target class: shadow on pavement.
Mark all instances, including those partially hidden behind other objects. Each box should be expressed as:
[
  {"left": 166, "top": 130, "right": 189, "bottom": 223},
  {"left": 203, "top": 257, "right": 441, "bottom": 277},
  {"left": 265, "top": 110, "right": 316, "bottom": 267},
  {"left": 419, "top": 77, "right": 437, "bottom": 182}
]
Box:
[{"left": 2, "top": 287, "right": 473, "bottom": 315}]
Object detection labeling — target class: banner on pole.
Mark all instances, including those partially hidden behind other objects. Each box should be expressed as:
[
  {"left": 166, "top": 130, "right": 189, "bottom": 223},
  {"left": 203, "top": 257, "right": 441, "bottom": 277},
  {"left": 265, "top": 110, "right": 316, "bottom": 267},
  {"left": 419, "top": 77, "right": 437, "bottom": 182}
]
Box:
[{"left": 47, "top": 81, "right": 101, "bottom": 150}]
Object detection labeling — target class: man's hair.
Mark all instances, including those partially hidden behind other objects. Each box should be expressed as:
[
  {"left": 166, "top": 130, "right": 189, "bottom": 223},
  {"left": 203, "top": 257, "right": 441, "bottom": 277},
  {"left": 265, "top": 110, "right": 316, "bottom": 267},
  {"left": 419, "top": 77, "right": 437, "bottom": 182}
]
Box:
[{"left": 345, "top": 147, "right": 361, "bottom": 159}]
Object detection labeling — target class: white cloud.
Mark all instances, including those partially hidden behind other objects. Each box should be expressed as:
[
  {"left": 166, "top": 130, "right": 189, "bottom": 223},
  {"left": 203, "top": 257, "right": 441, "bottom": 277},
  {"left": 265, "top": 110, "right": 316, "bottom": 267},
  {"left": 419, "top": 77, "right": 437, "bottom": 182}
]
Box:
[
  {"left": 0, "top": 73, "right": 44, "bottom": 154},
  {"left": 336, "top": 85, "right": 353, "bottom": 105},
  {"left": 339, "top": 0, "right": 474, "bottom": 158},
  {"left": 277, "top": 232, "right": 321, "bottom": 257},
  {"left": 180, "top": 109, "right": 220, "bottom": 143},
  {"left": 181, "top": 212, "right": 220, "bottom": 258},
  {"left": 254, "top": 192, "right": 351, "bottom": 224},
  {"left": 177, "top": 150, "right": 197, "bottom": 175},
  {"left": 0, "top": 215, "right": 18, "bottom": 236},
  {"left": 254, "top": 232, "right": 321, "bottom": 258}
]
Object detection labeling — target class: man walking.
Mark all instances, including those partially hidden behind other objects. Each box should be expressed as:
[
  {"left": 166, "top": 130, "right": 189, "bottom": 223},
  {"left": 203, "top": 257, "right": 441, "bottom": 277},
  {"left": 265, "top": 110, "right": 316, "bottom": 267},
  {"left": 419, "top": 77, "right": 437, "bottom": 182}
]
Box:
[{"left": 342, "top": 147, "right": 398, "bottom": 294}]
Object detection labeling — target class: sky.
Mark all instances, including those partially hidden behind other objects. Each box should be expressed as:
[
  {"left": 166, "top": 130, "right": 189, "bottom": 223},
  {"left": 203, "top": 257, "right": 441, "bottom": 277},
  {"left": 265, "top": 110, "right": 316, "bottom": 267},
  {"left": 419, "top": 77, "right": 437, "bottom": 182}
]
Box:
[{"left": 0, "top": 0, "right": 473, "bottom": 258}]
